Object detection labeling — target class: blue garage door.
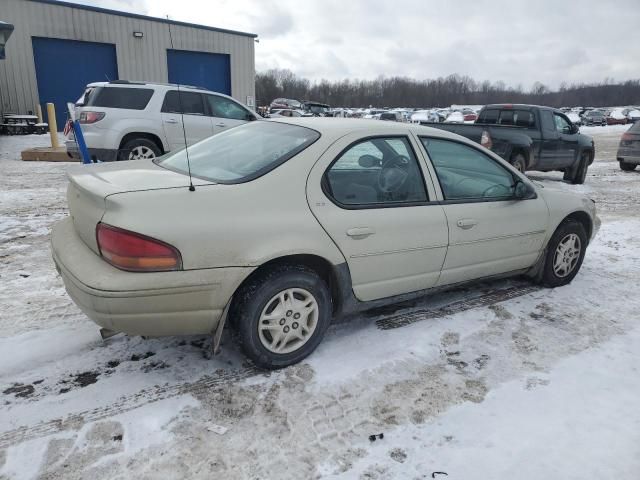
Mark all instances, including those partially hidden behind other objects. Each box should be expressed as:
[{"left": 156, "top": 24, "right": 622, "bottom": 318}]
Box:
[
  {"left": 32, "top": 37, "right": 118, "bottom": 130},
  {"left": 167, "top": 49, "right": 231, "bottom": 95}
]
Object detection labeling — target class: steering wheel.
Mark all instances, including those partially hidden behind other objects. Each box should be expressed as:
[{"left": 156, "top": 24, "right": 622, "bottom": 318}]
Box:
[{"left": 377, "top": 155, "right": 411, "bottom": 194}]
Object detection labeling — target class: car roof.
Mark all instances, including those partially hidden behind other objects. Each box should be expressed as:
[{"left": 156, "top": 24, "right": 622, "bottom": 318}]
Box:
[
  {"left": 266, "top": 117, "right": 467, "bottom": 142},
  {"left": 86, "top": 80, "right": 213, "bottom": 93}
]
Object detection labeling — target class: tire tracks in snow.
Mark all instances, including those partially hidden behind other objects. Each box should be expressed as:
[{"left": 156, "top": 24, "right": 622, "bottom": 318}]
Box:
[{"left": 0, "top": 282, "right": 541, "bottom": 449}]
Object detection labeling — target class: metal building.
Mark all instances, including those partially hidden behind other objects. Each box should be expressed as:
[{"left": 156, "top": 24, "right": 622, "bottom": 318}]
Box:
[{"left": 0, "top": 0, "right": 257, "bottom": 128}]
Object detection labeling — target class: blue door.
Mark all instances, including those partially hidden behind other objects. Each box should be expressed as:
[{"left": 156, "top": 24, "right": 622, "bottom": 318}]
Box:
[
  {"left": 167, "top": 49, "right": 231, "bottom": 95},
  {"left": 32, "top": 37, "right": 118, "bottom": 130}
]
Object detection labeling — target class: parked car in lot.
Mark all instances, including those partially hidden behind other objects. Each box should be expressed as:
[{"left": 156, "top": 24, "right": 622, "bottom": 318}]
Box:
[
  {"left": 269, "top": 98, "right": 303, "bottom": 112},
  {"left": 607, "top": 108, "right": 628, "bottom": 125},
  {"left": 625, "top": 109, "right": 640, "bottom": 123},
  {"left": 582, "top": 109, "right": 607, "bottom": 126},
  {"left": 269, "top": 109, "right": 306, "bottom": 118},
  {"left": 51, "top": 118, "right": 599, "bottom": 368},
  {"left": 417, "top": 104, "right": 594, "bottom": 184},
  {"left": 444, "top": 111, "right": 464, "bottom": 123},
  {"left": 302, "top": 101, "right": 331, "bottom": 116},
  {"left": 617, "top": 121, "right": 640, "bottom": 171},
  {"left": 379, "top": 111, "right": 403, "bottom": 121},
  {"left": 65, "top": 81, "right": 258, "bottom": 162},
  {"left": 566, "top": 112, "right": 582, "bottom": 126},
  {"left": 462, "top": 108, "right": 478, "bottom": 122}
]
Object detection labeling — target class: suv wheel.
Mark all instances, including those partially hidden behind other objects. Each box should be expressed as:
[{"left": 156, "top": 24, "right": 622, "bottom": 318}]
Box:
[
  {"left": 118, "top": 138, "right": 162, "bottom": 161},
  {"left": 232, "top": 265, "right": 332, "bottom": 369},
  {"left": 620, "top": 161, "right": 637, "bottom": 172},
  {"left": 540, "top": 219, "right": 587, "bottom": 287}
]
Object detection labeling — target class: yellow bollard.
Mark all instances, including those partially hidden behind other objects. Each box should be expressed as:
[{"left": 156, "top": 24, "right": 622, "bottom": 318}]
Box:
[
  {"left": 36, "top": 104, "right": 43, "bottom": 124},
  {"left": 46, "top": 103, "right": 59, "bottom": 148}
]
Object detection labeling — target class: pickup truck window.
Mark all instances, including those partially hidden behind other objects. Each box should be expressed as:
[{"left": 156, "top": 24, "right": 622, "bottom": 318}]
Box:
[
  {"left": 421, "top": 138, "right": 514, "bottom": 201},
  {"left": 514, "top": 110, "right": 535, "bottom": 127},
  {"left": 479, "top": 109, "right": 499, "bottom": 124},
  {"left": 541, "top": 110, "right": 555, "bottom": 131},
  {"left": 554, "top": 114, "right": 572, "bottom": 134},
  {"left": 499, "top": 110, "right": 515, "bottom": 125}
]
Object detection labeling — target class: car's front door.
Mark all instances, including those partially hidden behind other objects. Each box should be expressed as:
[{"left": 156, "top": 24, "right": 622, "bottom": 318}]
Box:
[
  {"left": 160, "top": 90, "right": 214, "bottom": 150},
  {"left": 553, "top": 112, "right": 579, "bottom": 168},
  {"left": 307, "top": 133, "right": 448, "bottom": 302},
  {"left": 418, "top": 136, "right": 548, "bottom": 286},
  {"left": 205, "top": 94, "right": 255, "bottom": 134}
]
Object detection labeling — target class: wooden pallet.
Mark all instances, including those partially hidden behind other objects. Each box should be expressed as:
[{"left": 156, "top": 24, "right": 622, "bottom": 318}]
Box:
[{"left": 21, "top": 147, "right": 77, "bottom": 162}]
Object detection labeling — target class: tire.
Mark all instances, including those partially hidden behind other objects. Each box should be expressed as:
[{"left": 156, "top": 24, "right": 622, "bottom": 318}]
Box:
[
  {"left": 510, "top": 153, "right": 527, "bottom": 173},
  {"left": 620, "top": 161, "right": 637, "bottom": 172},
  {"left": 540, "top": 219, "right": 587, "bottom": 287},
  {"left": 118, "top": 138, "right": 162, "bottom": 161},
  {"left": 232, "top": 265, "right": 332, "bottom": 369},
  {"left": 564, "top": 152, "right": 589, "bottom": 184}
]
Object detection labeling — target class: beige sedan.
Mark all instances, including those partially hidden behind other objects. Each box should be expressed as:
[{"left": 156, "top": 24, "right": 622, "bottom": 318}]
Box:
[{"left": 51, "top": 118, "right": 599, "bottom": 369}]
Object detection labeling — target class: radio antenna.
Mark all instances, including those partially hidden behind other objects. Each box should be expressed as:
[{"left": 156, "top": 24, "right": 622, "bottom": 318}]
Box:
[{"left": 167, "top": 16, "right": 195, "bottom": 192}]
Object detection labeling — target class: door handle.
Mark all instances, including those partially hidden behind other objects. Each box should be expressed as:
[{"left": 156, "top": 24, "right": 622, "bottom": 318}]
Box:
[
  {"left": 215, "top": 122, "right": 227, "bottom": 127},
  {"left": 346, "top": 227, "right": 375, "bottom": 238},
  {"left": 456, "top": 219, "right": 478, "bottom": 229},
  {"left": 164, "top": 118, "right": 178, "bottom": 124}
]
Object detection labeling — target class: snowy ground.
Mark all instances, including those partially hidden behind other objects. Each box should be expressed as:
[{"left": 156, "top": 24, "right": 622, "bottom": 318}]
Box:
[{"left": 0, "top": 125, "right": 639, "bottom": 479}]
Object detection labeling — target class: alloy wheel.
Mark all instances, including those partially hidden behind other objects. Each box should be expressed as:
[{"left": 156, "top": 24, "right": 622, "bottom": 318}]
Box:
[
  {"left": 552, "top": 233, "right": 582, "bottom": 278},
  {"left": 128, "top": 145, "right": 156, "bottom": 160},
  {"left": 258, "top": 288, "right": 319, "bottom": 354}
]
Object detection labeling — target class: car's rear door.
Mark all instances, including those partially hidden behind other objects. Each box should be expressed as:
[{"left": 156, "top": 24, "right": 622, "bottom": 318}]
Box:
[
  {"left": 307, "top": 131, "right": 448, "bottom": 302},
  {"left": 205, "top": 94, "right": 255, "bottom": 134},
  {"left": 160, "top": 90, "right": 214, "bottom": 150},
  {"left": 418, "top": 136, "right": 548, "bottom": 286}
]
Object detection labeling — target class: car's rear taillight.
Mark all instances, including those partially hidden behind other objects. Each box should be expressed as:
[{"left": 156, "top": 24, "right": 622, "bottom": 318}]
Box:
[
  {"left": 481, "top": 129, "right": 493, "bottom": 150},
  {"left": 79, "top": 111, "right": 105, "bottom": 124},
  {"left": 96, "top": 223, "right": 181, "bottom": 272},
  {"left": 621, "top": 133, "right": 633, "bottom": 142}
]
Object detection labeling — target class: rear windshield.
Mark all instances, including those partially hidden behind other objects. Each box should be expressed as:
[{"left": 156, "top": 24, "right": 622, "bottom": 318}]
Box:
[
  {"left": 80, "top": 87, "right": 154, "bottom": 110},
  {"left": 156, "top": 121, "right": 320, "bottom": 184}
]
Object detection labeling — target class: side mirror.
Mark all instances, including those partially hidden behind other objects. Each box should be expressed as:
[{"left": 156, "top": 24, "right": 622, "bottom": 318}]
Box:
[
  {"left": 514, "top": 179, "right": 532, "bottom": 199},
  {"left": 358, "top": 154, "right": 381, "bottom": 168}
]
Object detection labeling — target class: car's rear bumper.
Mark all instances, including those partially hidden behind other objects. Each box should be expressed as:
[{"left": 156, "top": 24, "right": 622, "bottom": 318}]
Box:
[
  {"left": 65, "top": 141, "right": 118, "bottom": 162},
  {"left": 51, "top": 217, "right": 253, "bottom": 336}
]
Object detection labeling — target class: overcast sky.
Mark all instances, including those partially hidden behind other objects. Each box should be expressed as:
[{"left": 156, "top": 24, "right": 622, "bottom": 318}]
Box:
[{"left": 67, "top": 0, "right": 640, "bottom": 89}]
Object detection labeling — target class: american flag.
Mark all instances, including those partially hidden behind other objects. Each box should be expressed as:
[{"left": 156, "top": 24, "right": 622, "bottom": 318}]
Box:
[{"left": 63, "top": 119, "right": 73, "bottom": 137}]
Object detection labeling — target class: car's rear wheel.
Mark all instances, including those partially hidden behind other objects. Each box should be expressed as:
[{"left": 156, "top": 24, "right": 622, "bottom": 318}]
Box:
[
  {"left": 232, "top": 265, "right": 332, "bottom": 369},
  {"left": 510, "top": 153, "right": 526, "bottom": 173},
  {"left": 540, "top": 219, "right": 587, "bottom": 287},
  {"left": 118, "top": 138, "right": 162, "bottom": 161},
  {"left": 620, "top": 161, "right": 637, "bottom": 172}
]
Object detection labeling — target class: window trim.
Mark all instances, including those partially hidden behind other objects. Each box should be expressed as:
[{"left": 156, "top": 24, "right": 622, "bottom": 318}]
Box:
[
  {"left": 418, "top": 135, "right": 537, "bottom": 204},
  {"left": 321, "top": 134, "right": 435, "bottom": 210}
]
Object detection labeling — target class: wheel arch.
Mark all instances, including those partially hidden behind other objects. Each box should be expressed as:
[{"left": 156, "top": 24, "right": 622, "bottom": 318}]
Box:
[
  {"left": 560, "top": 210, "right": 593, "bottom": 243},
  {"left": 118, "top": 132, "right": 166, "bottom": 154},
  {"left": 231, "top": 254, "right": 349, "bottom": 317}
]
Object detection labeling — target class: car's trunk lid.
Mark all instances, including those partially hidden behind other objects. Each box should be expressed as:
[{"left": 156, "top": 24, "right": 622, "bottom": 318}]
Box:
[{"left": 66, "top": 159, "right": 212, "bottom": 253}]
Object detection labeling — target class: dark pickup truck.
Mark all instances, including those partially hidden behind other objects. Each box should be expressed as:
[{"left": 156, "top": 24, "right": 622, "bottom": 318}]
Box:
[{"left": 419, "top": 104, "right": 595, "bottom": 184}]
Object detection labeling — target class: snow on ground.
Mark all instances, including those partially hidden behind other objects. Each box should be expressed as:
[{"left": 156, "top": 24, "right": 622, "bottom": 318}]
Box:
[{"left": 0, "top": 125, "right": 639, "bottom": 479}]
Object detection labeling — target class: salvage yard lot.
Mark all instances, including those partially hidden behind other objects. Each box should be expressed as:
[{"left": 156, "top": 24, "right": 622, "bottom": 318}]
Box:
[{"left": 1, "top": 125, "right": 639, "bottom": 479}]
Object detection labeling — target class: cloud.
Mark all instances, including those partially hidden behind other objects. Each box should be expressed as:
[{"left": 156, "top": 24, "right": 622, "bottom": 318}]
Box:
[{"left": 68, "top": 0, "right": 640, "bottom": 89}]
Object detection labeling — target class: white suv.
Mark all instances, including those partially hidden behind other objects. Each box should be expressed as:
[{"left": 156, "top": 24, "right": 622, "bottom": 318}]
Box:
[{"left": 65, "top": 81, "right": 258, "bottom": 162}]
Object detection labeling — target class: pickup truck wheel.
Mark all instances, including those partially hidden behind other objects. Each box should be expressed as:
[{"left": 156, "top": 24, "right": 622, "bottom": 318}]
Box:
[
  {"left": 118, "top": 138, "right": 162, "bottom": 161},
  {"left": 232, "top": 265, "right": 332, "bottom": 369},
  {"left": 565, "top": 152, "right": 589, "bottom": 185},
  {"left": 540, "top": 219, "right": 587, "bottom": 287},
  {"left": 510, "top": 153, "right": 526, "bottom": 173},
  {"left": 620, "top": 161, "right": 637, "bottom": 172}
]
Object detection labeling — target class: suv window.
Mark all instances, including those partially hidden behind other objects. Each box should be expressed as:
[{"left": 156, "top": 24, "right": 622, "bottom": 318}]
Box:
[
  {"left": 83, "top": 87, "right": 154, "bottom": 110},
  {"left": 421, "top": 138, "right": 515, "bottom": 201},
  {"left": 325, "top": 137, "right": 427, "bottom": 207},
  {"left": 554, "top": 113, "right": 572, "bottom": 134},
  {"left": 161, "top": 90, "right": 206, "bottom": 115},
  {"left": 206, "top": 95, "right": 253, "bottom": 120}
]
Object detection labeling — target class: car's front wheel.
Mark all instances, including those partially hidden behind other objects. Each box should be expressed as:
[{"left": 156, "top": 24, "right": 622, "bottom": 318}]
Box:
[
  {"left": 540, "top": 219, "right": 587, "bottom": 287},
  {"left": 232, "top": 265, "right": 332, "bottom": 369}
]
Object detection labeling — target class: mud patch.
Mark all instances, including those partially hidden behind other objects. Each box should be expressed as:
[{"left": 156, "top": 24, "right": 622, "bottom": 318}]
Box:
[
  {"left": 388, "top": 447, "right": 407, "bottom": 463},
  {"left": 142, "top": 361, "right": 169, "bottom": 373},
  {"left": 473, "top": 354, "right": 490, "bottom": 370},
  {"left": 3, "top": 383, "right": 35, "bottom": 398},
  {"left": 130, "top": 351, "right": 155, "bottom": 362},
  {"left": 526, "top": 377, "right": 550, "bottom": 390},
  {"left": 489, "top": 303, "right": 514, "bottom": 320},
  {"left": 73, "top": 371, "right": 100, "bottom": 388},
  {"left": 461, "top": 379, "right": 488, "bottom": 403}
]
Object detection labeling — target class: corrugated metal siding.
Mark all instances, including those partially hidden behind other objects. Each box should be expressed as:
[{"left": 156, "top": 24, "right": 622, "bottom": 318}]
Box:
[{"left": 0, "top": 0, "right": 255, "bottom": 117}]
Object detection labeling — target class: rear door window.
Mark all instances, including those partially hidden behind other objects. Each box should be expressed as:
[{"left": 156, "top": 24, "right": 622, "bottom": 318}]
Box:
[
  {"left": 498, "top": 110, "right": 515, "bottom": 125},
  {"left": 161, "top": 91, "right": 206, "bottom": 115},
  {"left": 83, "top": 87, "right": 154, "bottom": 110},
  {"left": 514, "top": 110, "right": 535, "bottom": 127},
  {"left": 478, "top": 109, "right": 499, "bottom": 124}
]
